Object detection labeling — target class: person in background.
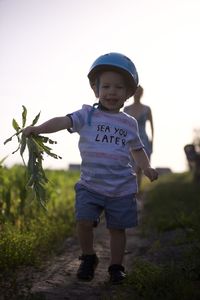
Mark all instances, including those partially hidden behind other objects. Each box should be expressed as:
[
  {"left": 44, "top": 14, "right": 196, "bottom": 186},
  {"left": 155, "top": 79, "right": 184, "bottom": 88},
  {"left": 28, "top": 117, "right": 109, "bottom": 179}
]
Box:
[
  {"left": 124, "top": 85, "right": 154, "bottom": 191},
  {"left": 23, "top": 53, "right": 158, "bottom": 285}
]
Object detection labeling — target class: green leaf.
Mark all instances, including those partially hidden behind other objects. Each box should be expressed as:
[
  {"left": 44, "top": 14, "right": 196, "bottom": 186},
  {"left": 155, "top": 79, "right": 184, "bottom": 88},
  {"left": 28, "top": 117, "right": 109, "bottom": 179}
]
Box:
[
  {"left": 12, "top": 118, "right": 21, "bottom": 132},
  {"left": 31, "top": 111, "right": 41, "bottom": 126},
  {"left": 45, "top": 137, "right": 57, "bottom": 145},
  {"left": 4, "top": 136, "right": 13, "bottom": 145},
  {"left": 4, "top": 129, "right": 23, "bottom": 145},
  {"left": 26, "top": 175, "right": 34, "bottom": 187},
  {"left": 22, "top": 105, "right": 27, "bottom": 128},
  {"left": 20, "top": 134, "right": 27, "bottom": 156},
  {"left": 4, "top": 106, "right": 62, "bottom": 208},
  {"left": 12, "top": 145, "right": 20, "bottom": 155}
]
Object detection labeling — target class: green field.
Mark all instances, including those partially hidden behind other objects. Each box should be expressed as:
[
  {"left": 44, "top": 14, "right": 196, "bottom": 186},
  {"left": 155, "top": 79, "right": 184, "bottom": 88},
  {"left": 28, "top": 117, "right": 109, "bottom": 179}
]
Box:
[
  {"left": 1, "top": 166, "right": 200, "bottom": 299},
  {"left": 120, "top": 172, "right": 200, "bottom": 300},
  {"left": 0, "top": 165, "right": 79, "bottom": 270}
]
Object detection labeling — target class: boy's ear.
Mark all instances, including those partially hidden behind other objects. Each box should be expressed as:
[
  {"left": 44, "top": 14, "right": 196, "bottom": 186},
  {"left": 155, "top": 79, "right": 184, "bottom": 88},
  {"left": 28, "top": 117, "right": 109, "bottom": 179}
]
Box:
[
  {"left": 92, "top": 84, "right": 99, "bottom": 98},
  {"left": 126, "top": 89, "right": 132, "bottom": 99}
]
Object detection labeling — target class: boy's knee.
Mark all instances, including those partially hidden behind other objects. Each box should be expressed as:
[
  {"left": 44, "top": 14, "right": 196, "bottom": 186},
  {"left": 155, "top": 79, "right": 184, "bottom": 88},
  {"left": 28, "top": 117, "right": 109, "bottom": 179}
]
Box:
[
  {"left": 77, "top": 220, "right": 94, "bottom": 230},
  {"left": 109, "top": 228, "right": 125, "bottom": 235}
]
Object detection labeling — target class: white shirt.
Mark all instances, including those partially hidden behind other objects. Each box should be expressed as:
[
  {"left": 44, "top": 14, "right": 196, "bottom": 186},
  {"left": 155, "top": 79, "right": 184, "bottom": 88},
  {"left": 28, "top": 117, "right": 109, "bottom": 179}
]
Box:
[{"left": 68, "top": 105, "right": 144, "bottom": 196}]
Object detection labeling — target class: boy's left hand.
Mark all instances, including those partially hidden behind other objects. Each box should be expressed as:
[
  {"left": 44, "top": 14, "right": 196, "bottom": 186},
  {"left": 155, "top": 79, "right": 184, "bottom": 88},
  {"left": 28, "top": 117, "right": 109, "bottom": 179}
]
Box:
[{"left": 143, "top": 167, "right": 158, "bottom": 182}]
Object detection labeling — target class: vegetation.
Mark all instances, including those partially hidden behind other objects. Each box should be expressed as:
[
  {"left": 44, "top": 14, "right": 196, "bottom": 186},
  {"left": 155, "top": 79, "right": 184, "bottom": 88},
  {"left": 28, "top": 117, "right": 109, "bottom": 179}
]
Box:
[
  {"left": 4, "top": 105, "right": 62, "bottom": 207},
  {"left": 121, "top": 172, "right": 200, "bottom": 300},
  {"left": 1, "top": 162, "right": 200, "bottom": 299},
  {"left": 0, "top": 165, "right": 79, "bottom": 271}
]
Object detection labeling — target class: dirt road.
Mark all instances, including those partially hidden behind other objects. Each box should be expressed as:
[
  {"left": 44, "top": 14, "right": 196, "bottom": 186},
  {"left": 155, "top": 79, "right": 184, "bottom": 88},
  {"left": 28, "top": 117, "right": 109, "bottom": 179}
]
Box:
[{"left": 2, "top": 201, "right": 151, "bottom": 300}]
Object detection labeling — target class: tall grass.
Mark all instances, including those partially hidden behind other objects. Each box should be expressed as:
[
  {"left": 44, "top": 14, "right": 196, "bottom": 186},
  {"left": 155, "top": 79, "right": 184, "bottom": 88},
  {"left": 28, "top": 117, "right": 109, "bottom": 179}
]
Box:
[
  {"left": 0, "top": 165, "right": 79, "bottom": 271},
  {"left": 142, "top": 172, "right": 200, "bottom": 234},
  {"left": 122, "top": 172, "right": 200, "bottom": 300}
]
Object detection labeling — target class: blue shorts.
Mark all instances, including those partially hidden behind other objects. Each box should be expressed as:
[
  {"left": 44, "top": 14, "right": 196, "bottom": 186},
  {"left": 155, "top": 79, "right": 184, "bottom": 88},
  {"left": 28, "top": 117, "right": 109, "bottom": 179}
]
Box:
[{"left": 74, "top": 183, "right": 138, "bottom": 229}]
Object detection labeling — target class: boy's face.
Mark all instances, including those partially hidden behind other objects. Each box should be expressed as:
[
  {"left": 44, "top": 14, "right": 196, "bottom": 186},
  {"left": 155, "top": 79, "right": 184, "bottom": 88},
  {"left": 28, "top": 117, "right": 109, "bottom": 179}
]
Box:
[{"left": 94, "top": 71, "right": 129, "bottom": 113}]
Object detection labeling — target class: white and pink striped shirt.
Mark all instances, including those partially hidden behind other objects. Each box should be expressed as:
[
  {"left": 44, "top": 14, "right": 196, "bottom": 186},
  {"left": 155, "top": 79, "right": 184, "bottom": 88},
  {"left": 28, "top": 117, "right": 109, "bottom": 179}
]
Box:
[{"left": 68, "top": 105, "right": 144, "bottom": 197}]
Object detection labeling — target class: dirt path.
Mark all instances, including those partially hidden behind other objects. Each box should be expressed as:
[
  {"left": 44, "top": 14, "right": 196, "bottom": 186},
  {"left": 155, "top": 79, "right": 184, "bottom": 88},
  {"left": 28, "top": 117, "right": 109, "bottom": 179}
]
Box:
[{"left": 2, "top": 200, "right": 151, "bottom": 300}]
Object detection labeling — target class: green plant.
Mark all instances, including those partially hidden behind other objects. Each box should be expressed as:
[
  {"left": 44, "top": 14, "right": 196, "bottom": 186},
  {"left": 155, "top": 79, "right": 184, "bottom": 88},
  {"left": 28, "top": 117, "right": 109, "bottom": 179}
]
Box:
[
  {"left": 0, "top": 168, "right": 78, "bottom": 271},
  {"left": 125, "top": 259, "right": 200, "bottom": 300},
  {"left": 127, "top": 173, "right": 200, "bottom": 299},
  {"left": 4, "top": 106, "right": 62, "bottom": 207}
]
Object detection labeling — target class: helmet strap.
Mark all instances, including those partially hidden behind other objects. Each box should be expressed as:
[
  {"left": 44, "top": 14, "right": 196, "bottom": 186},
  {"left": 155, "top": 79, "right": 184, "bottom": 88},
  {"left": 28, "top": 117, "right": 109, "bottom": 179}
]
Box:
[{"left": 98, "top": 101, "right": 109, "bottom": 111}]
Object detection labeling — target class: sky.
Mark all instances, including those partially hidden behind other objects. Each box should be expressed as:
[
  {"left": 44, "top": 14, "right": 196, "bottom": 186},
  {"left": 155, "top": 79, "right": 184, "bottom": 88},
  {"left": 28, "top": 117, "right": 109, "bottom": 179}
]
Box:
[{"left": 0, "top": 0, "right": 200, "bottom": 172}]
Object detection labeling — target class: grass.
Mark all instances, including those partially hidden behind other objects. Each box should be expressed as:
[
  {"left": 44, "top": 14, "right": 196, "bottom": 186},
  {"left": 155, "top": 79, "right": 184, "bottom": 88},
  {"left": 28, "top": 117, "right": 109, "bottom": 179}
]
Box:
[
  {"left": 142, "top": 172, "right": 200, "bottom": 234},
  {"left": 1, "top": 168, "right": 200, "bottom": 299},
  {"left": 120, "top": 172, "right": 200, "bottom": 300},
  {"left": 0, "top": 166, "right": 79, "bottom": 271},
  {"left": 0, "top": 167, "right": 79, "bottom": 299}
]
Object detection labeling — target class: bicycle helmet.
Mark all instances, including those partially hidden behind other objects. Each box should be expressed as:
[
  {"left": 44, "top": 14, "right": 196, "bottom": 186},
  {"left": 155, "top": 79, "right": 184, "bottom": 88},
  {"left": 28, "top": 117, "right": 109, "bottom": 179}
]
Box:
[{"left": 88, "top": 52, "right": 139, "bottom": 96}]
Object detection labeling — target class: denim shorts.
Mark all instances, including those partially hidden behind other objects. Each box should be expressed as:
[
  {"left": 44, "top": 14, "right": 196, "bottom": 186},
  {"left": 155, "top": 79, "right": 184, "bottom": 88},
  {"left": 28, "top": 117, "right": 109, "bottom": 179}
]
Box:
[{"left": 74, "top": 183, "right": 138, "bottom": 229}]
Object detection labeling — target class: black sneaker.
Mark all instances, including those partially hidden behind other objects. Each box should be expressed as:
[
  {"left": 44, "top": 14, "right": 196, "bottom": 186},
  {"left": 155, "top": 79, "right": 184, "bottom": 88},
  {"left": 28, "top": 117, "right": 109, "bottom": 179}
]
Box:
[
  {"left": 108, "top": 264, "right": 126, "bottom": 285},
  {"left": 77, "top": 254, "right": 99, "bottom": 281}
]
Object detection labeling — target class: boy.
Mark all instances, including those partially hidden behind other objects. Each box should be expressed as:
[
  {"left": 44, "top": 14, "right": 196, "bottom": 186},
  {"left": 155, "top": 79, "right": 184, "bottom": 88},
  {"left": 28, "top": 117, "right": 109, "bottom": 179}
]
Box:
[{"left": 23, "top": 52, "right": 158, "bottom": 284}]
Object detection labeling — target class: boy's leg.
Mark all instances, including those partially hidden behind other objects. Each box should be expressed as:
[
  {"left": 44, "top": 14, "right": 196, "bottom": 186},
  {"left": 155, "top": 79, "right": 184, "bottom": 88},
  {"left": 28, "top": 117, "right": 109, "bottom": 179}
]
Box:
[
  {"left": 109, "top": 228, "right": 126, "bottom": 265},
  {"left": 108, "top": 228, "right": 126, "bottom": 284},
  {"left": 74, "top": 184, "right": 106, "bottom": 281},
  {"left": 76, "top": 220, "right": 99, "bottom": 281},
  {"left": 76, "top": 220, "right": 95, "bottom": 255},
  {"left": 105, "top": 193, "right": 137, "bottom": 284}
]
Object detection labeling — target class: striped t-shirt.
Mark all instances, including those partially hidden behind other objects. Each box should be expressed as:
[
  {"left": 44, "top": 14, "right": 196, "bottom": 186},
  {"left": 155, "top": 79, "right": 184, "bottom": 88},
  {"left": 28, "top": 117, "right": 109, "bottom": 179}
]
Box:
[{"left": 68, "top": 105, "right": 144, "bottom": 197}]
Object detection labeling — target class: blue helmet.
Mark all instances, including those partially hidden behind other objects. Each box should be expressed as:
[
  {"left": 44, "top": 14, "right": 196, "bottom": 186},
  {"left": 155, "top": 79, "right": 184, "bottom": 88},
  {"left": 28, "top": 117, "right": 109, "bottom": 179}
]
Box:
[{"left": 88, "top": 52, "right": 139, "bottom": 96}]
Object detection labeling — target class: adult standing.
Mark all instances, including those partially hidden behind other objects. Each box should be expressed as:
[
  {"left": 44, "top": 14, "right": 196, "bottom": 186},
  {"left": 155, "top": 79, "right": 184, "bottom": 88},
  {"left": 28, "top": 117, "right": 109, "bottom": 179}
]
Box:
[{"left": 124, "top": 85, "right": 154, "bottom": 190}]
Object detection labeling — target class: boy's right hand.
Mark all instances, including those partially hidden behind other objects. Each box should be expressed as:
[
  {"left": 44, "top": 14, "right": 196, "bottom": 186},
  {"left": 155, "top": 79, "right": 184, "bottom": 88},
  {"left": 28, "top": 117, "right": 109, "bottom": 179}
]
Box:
[{"left": 23, "top": 126, "right": 38, "bottom": 137}]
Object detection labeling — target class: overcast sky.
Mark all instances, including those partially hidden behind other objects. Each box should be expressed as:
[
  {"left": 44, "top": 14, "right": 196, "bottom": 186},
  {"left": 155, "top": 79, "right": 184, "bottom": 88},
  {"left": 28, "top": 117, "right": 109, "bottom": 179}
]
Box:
[{"left": 1, "top": 0, "right": 200, "bottom": 172}]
